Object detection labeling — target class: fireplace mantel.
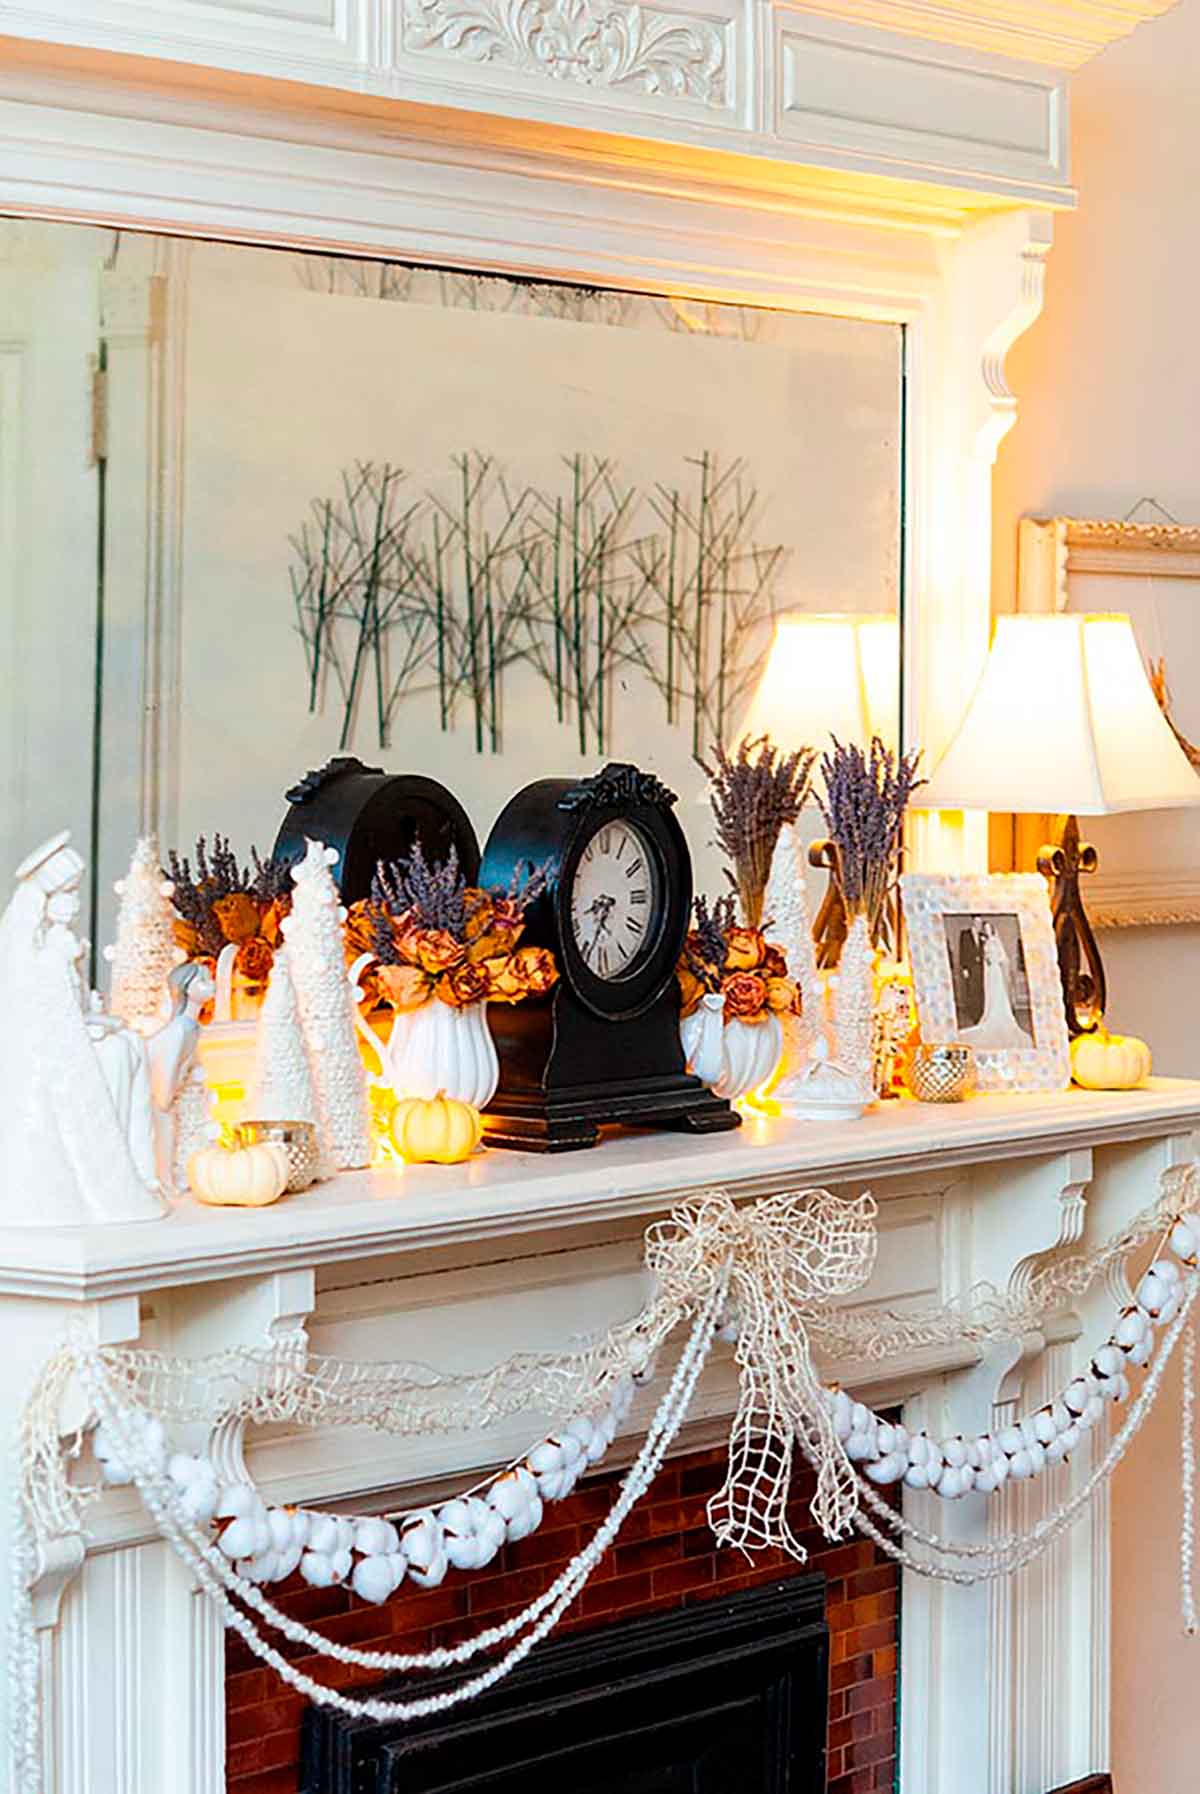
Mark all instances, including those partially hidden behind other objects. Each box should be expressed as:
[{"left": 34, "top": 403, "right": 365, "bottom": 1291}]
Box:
[
  {"left": 9, "top": 1084, "right": 1200, "bottom": 1794},
  {"left": 3, "top": 1083, "right": 1199, "bottom": 1303}
]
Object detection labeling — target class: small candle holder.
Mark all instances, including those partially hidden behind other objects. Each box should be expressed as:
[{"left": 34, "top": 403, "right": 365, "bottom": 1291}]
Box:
[
  {"left": 908, "top": 1044, "right": 976, "bottom": 1104},
  {"left": 236, "top": 1120, "right": 320, "bottom": 1190}
]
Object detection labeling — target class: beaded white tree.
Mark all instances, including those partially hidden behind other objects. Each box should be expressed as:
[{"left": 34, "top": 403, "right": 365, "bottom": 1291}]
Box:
[
  {"left": 172, "top": 1067, "right": 215, "bottom": 1195},
  {"left": 762, "top": 823, "right": 822, "bottom": 1108},
  {"left": 106, "top": 836, "right": 181, "bottom": 1035},
  {"left": 282, "top": 841, "right": 370, "bottom": 1171},
  {"left": 247, "top": 946, "right": 320, "bottom": 1132},
  {"left": 833, "top": 914, "right": 875, "bottom": 1100}
]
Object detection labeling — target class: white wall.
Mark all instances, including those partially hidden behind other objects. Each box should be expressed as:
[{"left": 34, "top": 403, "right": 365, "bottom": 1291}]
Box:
[{"left": 993, "top": 4, "right": 1200, "bottom": 1782}]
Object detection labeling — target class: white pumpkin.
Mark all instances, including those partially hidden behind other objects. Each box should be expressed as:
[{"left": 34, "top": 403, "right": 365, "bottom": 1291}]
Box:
[
  {"left": 188, "top": 1141, "right": 289, "bottom": 1207},
  {"left": 1070, "top": 1028, "right": 1151, "bottom": 1091}
]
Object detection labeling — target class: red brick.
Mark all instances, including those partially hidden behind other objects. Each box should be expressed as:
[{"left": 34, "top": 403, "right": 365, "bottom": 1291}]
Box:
[
  {"left": 578, "top": 1570, "right": 654, "bottom": 1619},
  {"left": 225, "top": 1442, "right": 899, "bottom": 1794},
  {"left": 231, "top": 1771, "right": 304, "bottom": 1794},
  {"left": 845, "top": 1729, "right": 894, "bottom": 1771},
  {"left": 651, "top": 1557, "right": 715, "bottom": 1600},
  {"left": 227, "top": 1694, "right": 305, "bottom": 1745},
  {"left": 847, "top": 1674, "right": 897, "bottom": 1716}
]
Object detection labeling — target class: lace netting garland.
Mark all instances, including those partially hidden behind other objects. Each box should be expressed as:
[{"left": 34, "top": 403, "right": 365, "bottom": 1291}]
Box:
[{"left": 13, "top": 1167, "right": 1200, "bottom": 1794}]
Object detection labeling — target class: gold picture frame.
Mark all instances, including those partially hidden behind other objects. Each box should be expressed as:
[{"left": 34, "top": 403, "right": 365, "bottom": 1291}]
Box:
[
  {"left": 1018, "top": 514, "right": 1200, "bottom": 927},
  {"left": 900, "top": 872, "right": 1070, "bottom": 1093}
]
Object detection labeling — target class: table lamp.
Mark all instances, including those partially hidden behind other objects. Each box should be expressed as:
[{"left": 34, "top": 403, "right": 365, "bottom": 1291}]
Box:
[
  {"left": 738, "top": 613, "right": 899, "bottom": 964},
  {"left": 919, "top": 612, "right": 1200, "bottom": 1034}
]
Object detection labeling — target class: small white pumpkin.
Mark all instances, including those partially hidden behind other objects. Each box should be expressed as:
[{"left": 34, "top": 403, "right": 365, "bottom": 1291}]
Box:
[
  {"left": 187, "top": 1141, "right": 289, "bottom": 1208},
  {"left": 1070, "top": 1028, "right": 1152, "bottom": 1091}
]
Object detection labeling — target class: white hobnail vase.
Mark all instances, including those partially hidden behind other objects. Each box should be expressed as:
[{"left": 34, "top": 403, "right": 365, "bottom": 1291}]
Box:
[
  {"left": 714, "top": 1013, "right": 784, "bottom": 1102},
  {"left": 680, "top": 992, "right": 726, "bottom": 1087}
]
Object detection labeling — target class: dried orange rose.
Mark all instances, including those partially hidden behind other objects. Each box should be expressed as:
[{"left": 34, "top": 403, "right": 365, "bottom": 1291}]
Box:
[
  {"left": 260, "top": 896, "right": 292, "bottom": 948},
  {"left": 173, "top": 915, "right": 201, "bottom": 958},
  {"left": 677, "top": 963, "right": 704, "bottom": 1018},
  {"left": 725, "top": 927, "right": 766, "bottom": 972},
  {"left": 378, "top": 963, "right": 431, "bottom": 1011},
  {"left": 467, "top": 918, "right": 522, "bottom": 964},
  {"left": 389, "top": 913, "right": 425, "bottom": 966},
  {"left": 723, "top": 970, "right": 768, "bottom": 1020},
  {"left": 437, "top": 961, "right": 492, "bottom": 1007},
  {"left": 508, "top": 945, "right": 558, "bottom": 996},
  {"left": 213, "top": 892, "right": 262, "bottom": 945},
  {"left": 416, "top": 929, "right": 467, "bottom": 975},
  {"left": 344, "top": 899, "right": 380, "bottom": 957},
  {"left": 761, "top": 943, "right": 788, "bottom": 981},
  {"left": 235, "top": 937, "right": 274, "bottom": 986},
  {"left": 765, "top": 976, "right": 798, "bottom": 1013}
]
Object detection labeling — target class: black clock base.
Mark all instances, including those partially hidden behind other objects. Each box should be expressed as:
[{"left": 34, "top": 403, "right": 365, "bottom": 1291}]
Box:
[{"left": 482, "top": 1077, "right": 741, "bottom": 1153}]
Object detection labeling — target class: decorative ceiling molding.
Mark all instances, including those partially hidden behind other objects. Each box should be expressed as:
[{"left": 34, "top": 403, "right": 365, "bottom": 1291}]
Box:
[
  {"left": 781, "top": 0, "right": 1180, "bottom": 70},
  {"left": 403, "top": 0, "right": 729, "bottom": 106}
]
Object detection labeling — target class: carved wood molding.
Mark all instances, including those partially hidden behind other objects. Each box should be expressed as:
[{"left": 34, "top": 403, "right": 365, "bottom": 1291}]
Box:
[
  {"left": 402, "top": 0, "right": 729, "bottom": 104},
  {"left": 785, "top": 0, "right": 1180, "bottom": 70},
  {"left": 1020, "top": 514, "right": 1200, "bottom": 612}
]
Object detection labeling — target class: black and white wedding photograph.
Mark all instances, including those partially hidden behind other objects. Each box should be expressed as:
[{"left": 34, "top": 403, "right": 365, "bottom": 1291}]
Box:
[{"left": 942, "top": 911, "right": 1037, "bottom": 1050}]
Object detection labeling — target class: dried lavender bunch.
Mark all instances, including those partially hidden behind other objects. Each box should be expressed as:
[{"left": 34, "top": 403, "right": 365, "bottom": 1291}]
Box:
[
  {"left": 165, "top": 834, "right": 287, "bottom": 955},
  {"left": 501, "top": 860, "right": 551, "bottom": 913},
  {"left": 374, "top": 840, "right": 468, "bottom": 939},
  {"left": 700, "top": 735, "right": 816, "bottom": 928},
  {"left": 684, "top": 893, "right": 735, "bottom": 992},
  {"left": 817, "top": 737, "right": 924, "bottom": 947}
]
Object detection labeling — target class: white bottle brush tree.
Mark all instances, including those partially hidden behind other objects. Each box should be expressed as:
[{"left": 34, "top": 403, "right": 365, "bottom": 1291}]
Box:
[
  {"left": 248, "top": 946, "right": 320, "bottom": 1132},
  {"left": 282, "top": 841, "right": 371, "bottom": 1172},
  {"left": 106, "top": 835, "right": 183, "bottom": 1034}
]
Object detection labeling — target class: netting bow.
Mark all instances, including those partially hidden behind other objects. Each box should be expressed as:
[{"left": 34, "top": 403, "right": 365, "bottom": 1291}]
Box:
[{"left": 646, "top": 1187, "right": 878, "bottom": 1555}]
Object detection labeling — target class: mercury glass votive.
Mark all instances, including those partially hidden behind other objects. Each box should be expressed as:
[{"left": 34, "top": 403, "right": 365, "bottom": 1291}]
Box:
[
  {"left": 236, "top": 1120, "right": 320, "bottom": 1190},
  {"left": 908, "top": 1044, "right": 976, "bottom": 1104}
]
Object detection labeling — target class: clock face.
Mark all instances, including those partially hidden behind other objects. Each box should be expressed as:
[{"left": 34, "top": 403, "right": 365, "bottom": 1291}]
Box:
[{"left": 568, "top": 819, "right": 661, "bottom": 981}]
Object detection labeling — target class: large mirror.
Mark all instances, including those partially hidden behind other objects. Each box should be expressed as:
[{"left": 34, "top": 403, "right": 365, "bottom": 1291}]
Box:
[{"left": 1, "top": 219, "right": 905, "bottom": 963}]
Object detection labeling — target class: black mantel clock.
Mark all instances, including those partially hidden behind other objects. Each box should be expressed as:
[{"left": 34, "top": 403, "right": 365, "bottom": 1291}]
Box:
[
  {"left": 478, "top": 761, "right": 740, "bottom": 1151},
  {"left": 273, "top": 755, "right": 479, "bottom": 904}
]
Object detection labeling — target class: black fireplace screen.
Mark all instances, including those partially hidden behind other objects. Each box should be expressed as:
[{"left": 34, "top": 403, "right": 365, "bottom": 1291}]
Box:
[{"left": 302, "top": 1575, "right": 828, "bottom": 1793}]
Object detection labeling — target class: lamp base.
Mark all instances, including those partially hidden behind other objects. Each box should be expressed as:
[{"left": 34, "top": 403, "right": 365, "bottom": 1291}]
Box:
[
  {"left": 1036, "top": 814, "right": 1106, "bottom": 1038},
  {"left": 809, "top": 838, "right": 848, "bottom": 970}
]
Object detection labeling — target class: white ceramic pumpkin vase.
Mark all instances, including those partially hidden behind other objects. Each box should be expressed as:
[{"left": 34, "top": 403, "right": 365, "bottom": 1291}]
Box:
[
  {"left": 715, "top": 1012, "right": 784, "bottom": 1101},
  {"left": 351, "top": 956, "right": 499, "bottom": 1109},
  {"left": 680, "top": 994, "right": 783, "bottom": 1103},
  {"left": 680, "top": 992, "right": 726, "bottom": 1087}
]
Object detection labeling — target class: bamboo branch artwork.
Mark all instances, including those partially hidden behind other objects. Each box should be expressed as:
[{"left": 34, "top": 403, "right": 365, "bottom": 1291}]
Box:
[{"left": 290, "top": 452, "right": 787, "bottom": 762}]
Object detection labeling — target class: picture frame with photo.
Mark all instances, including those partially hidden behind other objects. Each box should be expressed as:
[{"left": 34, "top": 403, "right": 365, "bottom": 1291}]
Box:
[{"left": 899, "top": 873, "right": 1070, "bottom": 1093}]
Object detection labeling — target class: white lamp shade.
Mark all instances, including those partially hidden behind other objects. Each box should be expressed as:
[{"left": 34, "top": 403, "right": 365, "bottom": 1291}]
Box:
[
  {"left": 737, "top": 613, "right": 900, "bottom": 753},
  {"left": 920, "top": 612, "right": 1200, "bottom": 815}
]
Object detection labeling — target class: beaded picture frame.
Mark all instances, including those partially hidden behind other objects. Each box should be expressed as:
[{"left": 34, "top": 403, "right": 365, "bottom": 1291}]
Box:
[{"left": 900, "top": 872, "right": 1070, "bottom": 1093}]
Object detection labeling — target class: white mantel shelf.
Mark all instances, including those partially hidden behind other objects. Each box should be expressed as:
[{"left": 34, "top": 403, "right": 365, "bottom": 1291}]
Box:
[{"left": 6, "top": 1080, "right": 1199, "bottom": 1303}]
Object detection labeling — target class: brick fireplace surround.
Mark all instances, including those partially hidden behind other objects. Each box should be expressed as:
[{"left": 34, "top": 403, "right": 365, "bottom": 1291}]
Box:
[{"left": 225, "top": 1444, "right": 900, "bottom": 1794}]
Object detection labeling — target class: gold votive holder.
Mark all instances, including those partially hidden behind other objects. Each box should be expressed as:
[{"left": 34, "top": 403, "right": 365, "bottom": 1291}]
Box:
[
  {"left": 908, "top": 1044, "right": 976, "bottom": 1104},
  {"left": 236, "top": 1120, "right": 320, "bottom": 1191}
]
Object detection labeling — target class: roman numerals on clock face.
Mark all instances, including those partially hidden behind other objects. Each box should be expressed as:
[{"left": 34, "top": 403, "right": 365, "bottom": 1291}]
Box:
[{"left": 569, "top": 819, "right": 659, "bottom": 980}]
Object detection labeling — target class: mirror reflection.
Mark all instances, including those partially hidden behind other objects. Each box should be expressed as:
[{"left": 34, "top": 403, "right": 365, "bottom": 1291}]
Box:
[{"left": 0, "top": 219, "right": 903, "bottom": 960}]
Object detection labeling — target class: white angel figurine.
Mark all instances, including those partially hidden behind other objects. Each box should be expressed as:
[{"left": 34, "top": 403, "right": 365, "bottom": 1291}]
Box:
[
  {"left": 0, "top": 833, "right": 167, "bottom": 1226},
  {"left": 147, "top": 961, "right": 216, "bottom": 1187}
]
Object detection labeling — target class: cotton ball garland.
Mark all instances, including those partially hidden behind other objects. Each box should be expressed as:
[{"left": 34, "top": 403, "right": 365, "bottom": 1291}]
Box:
[
  {"left": 439, "top": 1496, "right": 507, "bottom": 1572},
  {"left": 168, "top": 1452, "right": 220, "bottom": 1523},
  {"left": 400, "top": 1511, "right": 449, "bottom": 1588},
  {"left": 528, "top": 1435, "right": 585, "bottom": 1503},
  {"left": 354, "top": 1517, "right": 399, "bottom": 1557},
  {"left": 1171, "top": 1219, "right": 1198, "bottom": 1266},
  {"left": 487, "top": 1467, "right": 543, "bottom": 1542},
  {"left": 1136, "top": 1270, "right": 1170, "bottom": 1318},
  {"left": 352, "top": 1554, "right": 402, "bottom": 1606},
  {"left": 95, "top": 1411, "right": 167, "bottom": 1485}
]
